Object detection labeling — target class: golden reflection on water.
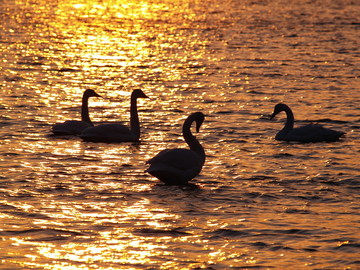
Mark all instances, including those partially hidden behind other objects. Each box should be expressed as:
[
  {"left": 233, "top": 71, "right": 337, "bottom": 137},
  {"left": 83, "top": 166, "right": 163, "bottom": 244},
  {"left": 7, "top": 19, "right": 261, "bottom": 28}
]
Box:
[{"left": 47, "top": 0, "right": 206, "bottom": 74}]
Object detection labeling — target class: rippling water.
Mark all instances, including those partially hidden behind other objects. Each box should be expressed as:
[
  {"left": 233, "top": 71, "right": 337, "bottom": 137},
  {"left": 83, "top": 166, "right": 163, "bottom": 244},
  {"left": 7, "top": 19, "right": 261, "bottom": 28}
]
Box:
[{"left": 1, "top": 0, "right": 359, "bottom": 269}]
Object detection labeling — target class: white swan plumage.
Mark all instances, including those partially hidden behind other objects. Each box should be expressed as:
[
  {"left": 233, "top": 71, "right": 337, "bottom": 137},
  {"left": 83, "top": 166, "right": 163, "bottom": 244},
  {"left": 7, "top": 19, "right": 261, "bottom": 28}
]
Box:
[
  {"left": 270, "top": 103, "right": 345, "bottom": 142},
  {"left": 80, "top": 89, "right": 149, "bottom": 142},
  {"left": 52, "top": 89, "right": 101, "bottom": 135},
  {"left": 146, "top": 112, "right": 206, "bottom": 185}
]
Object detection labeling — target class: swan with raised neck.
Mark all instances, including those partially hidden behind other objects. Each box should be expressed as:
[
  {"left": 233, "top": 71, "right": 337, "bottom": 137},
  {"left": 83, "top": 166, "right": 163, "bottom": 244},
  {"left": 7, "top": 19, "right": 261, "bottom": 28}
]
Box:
[
  {"left": 146, "top": 112, "right": 206, "bottom": 185},
  {"left": 80, "top": 89, "right": 149, "bottom": 142},
  {"left": 270, "top": 103, "right": 345, "bottom": 142},
  {"left": 52, "top": 89, "right": 101, "bottom": 135}
]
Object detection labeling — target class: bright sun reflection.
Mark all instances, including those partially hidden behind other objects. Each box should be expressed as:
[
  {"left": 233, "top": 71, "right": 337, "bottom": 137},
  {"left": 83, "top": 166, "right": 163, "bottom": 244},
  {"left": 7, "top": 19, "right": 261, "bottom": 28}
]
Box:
[{"left": 43, "top": 0, "right": 207, "bottom": 88}]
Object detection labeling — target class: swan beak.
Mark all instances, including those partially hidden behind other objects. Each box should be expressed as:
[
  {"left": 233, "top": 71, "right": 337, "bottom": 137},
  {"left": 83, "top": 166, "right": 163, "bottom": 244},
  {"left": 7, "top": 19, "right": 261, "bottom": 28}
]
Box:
[
  {"left": 270, "top": 113, "right": 276, "bottom": 120},
  {"left": 142, "top": 91, "right": 150, "bottom": 99}
]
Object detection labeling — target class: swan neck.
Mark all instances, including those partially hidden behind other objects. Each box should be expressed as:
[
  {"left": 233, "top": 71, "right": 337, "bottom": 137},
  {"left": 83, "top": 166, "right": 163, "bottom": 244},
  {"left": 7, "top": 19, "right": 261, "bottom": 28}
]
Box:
[
  {"left": 130, "top": 95, "right": 140, "bottom": 139},
  {"left": 81, "top": 94, "right": 93, "bottom": 126},
  {"left": 183, "top": 119, "right": 205, "bottom": 162},
  {"left": 283, "top": 106, "right": 294, "bottom": 130}
]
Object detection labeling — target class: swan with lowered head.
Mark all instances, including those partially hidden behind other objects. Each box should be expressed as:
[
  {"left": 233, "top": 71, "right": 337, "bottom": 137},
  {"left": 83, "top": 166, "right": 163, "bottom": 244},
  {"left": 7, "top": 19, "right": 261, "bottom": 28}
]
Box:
[
  {"left": 270, "top": 103, "right": 345, "bottom": 142},
  {"left": 146, "top": 112, "right": 206, "bottom": 185},
  {"left": 52, "top": 89, "right": 101, "bottom": 135},
  {"left": 80, "top": 89, "right": 149, "bottom": 142}
]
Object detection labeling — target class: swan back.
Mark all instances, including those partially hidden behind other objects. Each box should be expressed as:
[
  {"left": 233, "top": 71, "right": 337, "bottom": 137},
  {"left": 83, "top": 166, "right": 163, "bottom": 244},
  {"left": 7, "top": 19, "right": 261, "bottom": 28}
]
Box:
[
  {"left": 146, "top": 112, "right": 206, "bottom": 185},
  {"left": 282, "top": 124, "right": 345, "bottom": 142},
  {"left": 80, "top": 123, "right": 137, "bottom": 142},
  {"left": 52, "top": 120, "right": 92, "bottom": 135}
]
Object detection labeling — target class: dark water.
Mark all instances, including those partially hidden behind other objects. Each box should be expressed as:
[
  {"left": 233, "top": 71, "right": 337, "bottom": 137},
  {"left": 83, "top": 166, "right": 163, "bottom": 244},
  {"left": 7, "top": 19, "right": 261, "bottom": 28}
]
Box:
[{"left": 1, "top": 0, "right": 359, "bottom": 269}]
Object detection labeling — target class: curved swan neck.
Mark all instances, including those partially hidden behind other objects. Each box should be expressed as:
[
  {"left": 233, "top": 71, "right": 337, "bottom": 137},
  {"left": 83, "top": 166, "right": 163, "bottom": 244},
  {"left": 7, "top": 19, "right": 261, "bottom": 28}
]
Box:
[
  {"left": 283, "top": 105, "right": 294, "bottom": 130},
  {"left": 130, "top": 94, "right": 140, "bottom": 139},
  {"left": 183, "top": 117, "right": 205, "bottom": 162},
  {"left": 81, "top": 93, "right": 92, "bottom": 126}
]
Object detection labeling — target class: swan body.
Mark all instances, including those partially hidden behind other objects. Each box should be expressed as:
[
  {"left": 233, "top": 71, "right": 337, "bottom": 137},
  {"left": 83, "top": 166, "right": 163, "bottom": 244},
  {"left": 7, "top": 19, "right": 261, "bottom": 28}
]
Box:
[
  {"left": 80, "top": 89, "right": 149, "bottom": 142},
  {"left": 52, "top": 89, "right": 101, "bottom": 135},
  {"left": 270, "top": 103, "right": 345, "bottom": 142},
  {"left": 146, "top": 112, "right": 206, "bottom": 185}
]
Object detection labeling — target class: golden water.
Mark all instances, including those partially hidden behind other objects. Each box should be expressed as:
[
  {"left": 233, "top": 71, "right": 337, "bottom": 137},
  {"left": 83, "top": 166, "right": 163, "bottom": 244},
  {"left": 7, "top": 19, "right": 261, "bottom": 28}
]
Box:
[{"left": 1, "top": 0, "right": 359, "bottom": 269}]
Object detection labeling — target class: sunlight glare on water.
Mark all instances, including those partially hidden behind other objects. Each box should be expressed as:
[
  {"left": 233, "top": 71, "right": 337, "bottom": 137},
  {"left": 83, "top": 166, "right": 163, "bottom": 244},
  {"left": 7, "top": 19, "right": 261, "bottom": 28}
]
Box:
[{"left": 0, "top": 0, "right": 359, "bottom": 269}]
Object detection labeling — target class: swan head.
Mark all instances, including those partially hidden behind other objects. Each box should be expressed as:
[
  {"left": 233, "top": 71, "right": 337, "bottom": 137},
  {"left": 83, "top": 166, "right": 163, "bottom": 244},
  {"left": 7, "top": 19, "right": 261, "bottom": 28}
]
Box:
[
  {"left": 132, "top": 89, "right": 149, "bottom": 99},
  {"left": 84, "top": 89, "right": 102, "bottom": 98},
  {"left": 270, "top": 103, "right": 289, "bottom": 119},
  {"left": 192, "top": 112, "right": 205, "bottom": 132}
]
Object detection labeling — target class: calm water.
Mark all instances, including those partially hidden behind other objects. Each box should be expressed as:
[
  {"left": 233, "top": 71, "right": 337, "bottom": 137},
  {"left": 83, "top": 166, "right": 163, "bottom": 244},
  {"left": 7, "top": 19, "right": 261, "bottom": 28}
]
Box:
[{"left": 1, "top": 0, "right": 359, "bottom": 269}]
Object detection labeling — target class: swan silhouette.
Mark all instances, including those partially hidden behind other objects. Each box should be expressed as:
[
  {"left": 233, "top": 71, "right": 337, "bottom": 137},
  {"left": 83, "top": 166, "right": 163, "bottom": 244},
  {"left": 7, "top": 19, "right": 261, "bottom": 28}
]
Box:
[
  {"left": 270, "top": 103, "right": 345, "bottom": 142},
  {"left": 80, "top": 89, "right": 149, "bottom": 142},
  {"left": 52, "top": 89, "right": 101, "bottom": 135},
  {"left": 146, "top": 112, "right": 206, "bottom": 185}
]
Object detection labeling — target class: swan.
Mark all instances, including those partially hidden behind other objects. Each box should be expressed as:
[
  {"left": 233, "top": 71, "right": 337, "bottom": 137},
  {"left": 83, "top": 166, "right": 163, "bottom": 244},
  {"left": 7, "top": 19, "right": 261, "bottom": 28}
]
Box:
[
  {"left": 80, "top": 89, "right": 149, "bottom": 142},
  {"left": 52, "top": 89, "right": 101, "bottom": 135},
  {"left": 146, "top": 112, "right": 206, "bottom": 185},
  {"left": 270, "top": 103, "right": 345, "bottom": 142}
]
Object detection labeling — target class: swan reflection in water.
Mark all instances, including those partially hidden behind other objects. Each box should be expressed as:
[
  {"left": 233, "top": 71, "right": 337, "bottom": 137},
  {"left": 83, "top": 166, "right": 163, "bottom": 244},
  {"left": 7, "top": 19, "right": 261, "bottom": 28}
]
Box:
[
  {"left": 52, "top": 89, "right": 101, "bottom": 135},
  {"left": 146, "top": 112, "right": 206, "bottom": 185},
  {"left": 270, "top": 103, "right": 345, "bottom": 142},
  {"left": 80, "top": 89, "right": 149, "bottom": 143}
]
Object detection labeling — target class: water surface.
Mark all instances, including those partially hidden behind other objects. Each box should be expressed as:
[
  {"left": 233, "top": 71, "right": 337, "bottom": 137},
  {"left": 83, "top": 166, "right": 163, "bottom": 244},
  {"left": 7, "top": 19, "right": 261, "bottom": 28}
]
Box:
[{"left": 1, "top": 0, "right": 359, "bottom": 269}]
